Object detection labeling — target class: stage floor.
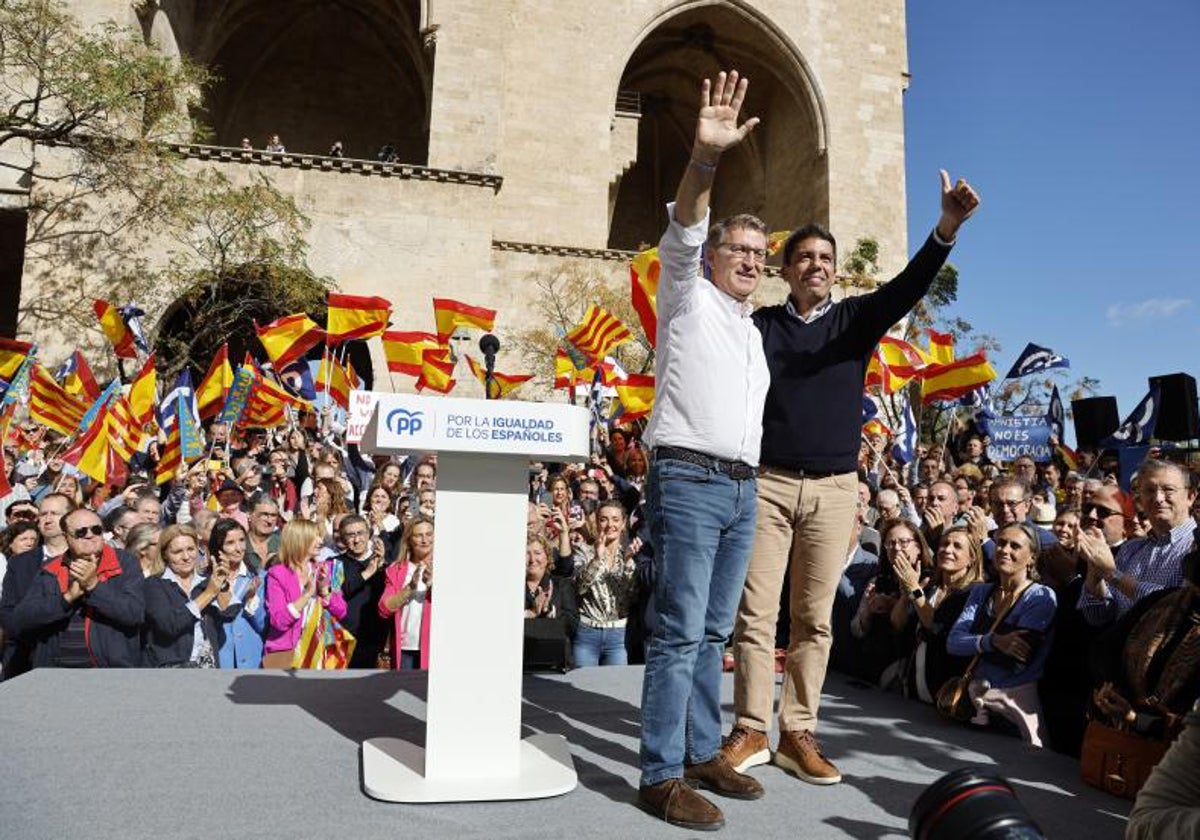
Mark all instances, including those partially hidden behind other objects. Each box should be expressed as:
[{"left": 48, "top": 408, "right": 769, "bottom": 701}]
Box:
[{"left": 0, "top": 667, "right": 1129, "bottom": 839}]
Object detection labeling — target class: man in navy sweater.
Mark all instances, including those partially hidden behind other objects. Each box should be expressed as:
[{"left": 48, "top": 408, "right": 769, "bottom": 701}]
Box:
[{"left": 721, "top": 171, "right": 980, "bottom": 786}]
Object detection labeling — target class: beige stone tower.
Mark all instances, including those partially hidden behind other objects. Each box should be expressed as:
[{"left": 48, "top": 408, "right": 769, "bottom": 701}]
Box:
[{"left": 9, "top": 0, "right": 910, "bottom": 388}]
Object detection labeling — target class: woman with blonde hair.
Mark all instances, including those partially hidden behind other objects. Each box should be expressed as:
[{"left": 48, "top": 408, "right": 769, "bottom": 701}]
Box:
[
  {"left": 142, "top": 524, "right": 223, "bottom": 667},
  {"left": 263, "top": 517, "right": 348, "bottom": 668},
  {"left": 126, "top": 522, "right": 163, "bottom": 577},
  {"left": 378, "top": 515, "right": 434, "bottom": 669}
]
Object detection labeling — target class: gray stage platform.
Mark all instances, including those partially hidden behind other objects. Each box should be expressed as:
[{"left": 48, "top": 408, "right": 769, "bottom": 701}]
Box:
[{"left": 0, "top": 667, "right": 1129, "bottom": 839}]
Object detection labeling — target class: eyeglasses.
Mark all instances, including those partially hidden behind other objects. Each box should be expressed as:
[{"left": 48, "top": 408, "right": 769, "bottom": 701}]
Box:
[
  {"left": 719, "top": 243, "right": 768, "bottom": 262},
  {"left": 884, "top": 537, "right": 916, "bottom": 551},
  {"left": 69, "top": 524, "right": 105, "bottom": 538},
  {"left": 1082, "top": 506, "right": 1121, "bottom": 521},
  {"left": 997, "top": 498, "right": 1029, "bottom": 509}
]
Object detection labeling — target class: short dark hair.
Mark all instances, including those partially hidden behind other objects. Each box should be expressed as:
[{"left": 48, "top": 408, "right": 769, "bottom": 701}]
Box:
[
  {"left": 208, "top": 518, "right": 247, "bottom": 561},
  {"left": 338, "top": 514, "right": 368, "bottom": 534},
  {"left": 782, "top": 223, "right": 837, "bottom": 266},
  {"left": 103, "top": 506, "right": 134, "bottom": 532}
]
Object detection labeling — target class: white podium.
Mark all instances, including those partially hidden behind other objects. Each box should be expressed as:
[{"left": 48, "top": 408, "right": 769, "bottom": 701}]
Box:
[{"left": 357, "top": 391, "right": 590, "bottom": 803}]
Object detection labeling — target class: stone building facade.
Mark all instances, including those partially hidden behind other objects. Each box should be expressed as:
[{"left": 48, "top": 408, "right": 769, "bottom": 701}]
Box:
[{"left": 10, "top": 0, "right": 911, "bottom": 390}]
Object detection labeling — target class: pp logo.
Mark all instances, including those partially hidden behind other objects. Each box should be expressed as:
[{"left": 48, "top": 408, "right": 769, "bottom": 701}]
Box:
[{"left": 387, "top": 408, "right": 425, "bottom": 436}]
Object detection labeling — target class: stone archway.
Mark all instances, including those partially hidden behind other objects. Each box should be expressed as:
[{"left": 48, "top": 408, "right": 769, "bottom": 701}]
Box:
[
  {"left": 608, "top": 4, "right": 828, "bottom": 251},
  {"left": 177, "top": 0, "right": 431, "bottom": 162}
]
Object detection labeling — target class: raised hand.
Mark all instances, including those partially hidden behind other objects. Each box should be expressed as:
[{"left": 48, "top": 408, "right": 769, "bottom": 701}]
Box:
[
  {"left": 937, "top": 170, "right": 981, "bottom": 240},
  {"left": 693, "top": 70, "right": 760, "bottom": 161}
]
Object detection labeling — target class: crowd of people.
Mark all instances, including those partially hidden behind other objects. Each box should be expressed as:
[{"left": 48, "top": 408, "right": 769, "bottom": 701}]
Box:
[{"left": 236, "top": 134, "right": 401, "bottom": 163}]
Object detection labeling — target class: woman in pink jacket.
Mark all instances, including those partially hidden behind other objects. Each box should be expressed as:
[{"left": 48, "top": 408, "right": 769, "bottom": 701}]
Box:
[
  {"left": 263, "top": 518, "right": 347, "bottom": 667},
  {"left": 378, "top": 515, "right": 434, "bottom": 669}
]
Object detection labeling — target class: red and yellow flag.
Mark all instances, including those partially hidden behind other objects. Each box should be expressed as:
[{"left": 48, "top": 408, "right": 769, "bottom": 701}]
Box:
[
  {"left": 316, "top": 355, "right": 358, "bottom": 409},
  {"left": 464, "top": 354, "right": 532, "bottom": 398},
  {"left": 0, "top": 401, "right": 16, "bottom": 497},
  {"left": 920, "top": 352, "right": 998, "bottom": 404},
  {"left": 614, "top": 373, "right": 655, "bottom": 422},
  {"left": 60, "top": 350, "right": 101, "bottom": 402},
  {"left": 432, "top": 297, "right": 496, "bottom": 345},
  {"left": 197, "top": 344, "right": 234, "bottom": 420},
  {"left": 125, "top": 353, "right": 157, "bottom": 427},
  {"left": 326, "top": 293, "right": 392, "bottom": 342},
  {"left": 62, "top": 402, "right": 112, "bottom": 483},
  {"left": 554, "top": 348, "right": 592, "bottom": 390},
  {"left": 766, "top": 230, "right": 791, "bottom": 257},
  {"left": 107, "top": 394, "right": 149, "bottom": 462},
  {"left": 630, "top": 248, "right": 659, "bottom": 348},
  {"left": 256, "top": 313, "right": 325, "bottom": 368},
  {"left": 93, "top": 299, "right": 138, "bottom": 359},
  {"left": 563, "top": 305, "right": 632, "bottom": 365},
  {"left": 415, "top": 347, "right": 456, "bottom": 394},
  {"left": 382, "top": 330, "right": 441, "bottom": 377},
  {"left": 926, "top": 329, "right": 955, "bottom": 365},
  {"left": 0, "top": 337, "right": 34, "bottom": 380},
  {"left": 878, "top": 336, "right": 929, "bottom": 377},
  {"left": 29, "top": 363, "right": 88, "bottom": 435}
]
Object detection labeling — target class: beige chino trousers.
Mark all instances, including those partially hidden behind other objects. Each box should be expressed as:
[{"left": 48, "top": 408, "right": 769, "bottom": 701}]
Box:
[{"left": 733, "top": 467, "right": 859, "bottom": 734}]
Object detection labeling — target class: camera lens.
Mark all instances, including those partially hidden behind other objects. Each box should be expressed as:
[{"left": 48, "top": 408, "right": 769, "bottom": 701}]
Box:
[{"left": 910, "top": 768, "right": 1046, "bottom": 840}]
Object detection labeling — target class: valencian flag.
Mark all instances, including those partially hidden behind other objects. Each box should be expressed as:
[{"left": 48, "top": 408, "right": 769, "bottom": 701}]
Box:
[
  {"left": 29, "top": 363, "right": 88, "bottom": 435},
  {"left": 1101, "top": 387, "right": 1160, "bottom": 448},
  {"left": 197, "top": 344, "right": 235, "bottom": 420},
  {"left": 294, "top": 562, "right": 355, "bottom": 669},
  {"left": 614, "top": 373, "right": 655, "bottom": 422},
  {"left": 926, "top": 329, "right": 955, "bottom": 365},
  {"left": 107, "top": 393, "right": 151, "bottom": 463},
  {"left": 93, "top": 299, "right": 140, "bottom": 359},
  {"left": 416, "top": 347, "right": 456, "bottom": 394},
  {"left": 255, "top": 313, "right": 325, "bottom": 368},
  {"left": 0, "top": 337, "right": 34, "bottom": 380},
  {"left": 0, "top": 353, "right": 35, "bottom": 409},
  {"left": 554, "top": 348, "right": 592, "bottom": 390},
  {"left": 62, "top": 401, "right": 114, "bottom": 483},
  {"left": 920, "top": 352, "right": 998, "bottom": 404},
  {"left": 464, "top": 354, "right": 532, "bottom": 398},
  {"left": 382, "top": 330, "right": 440, "bottom": 377},
  {"left": 221, "top": 365, "right": 258, "bottom": 427},
  {"left": 563, "top": 305, "right": 632, "bottom": 365},
  {"left": 317, "top": 354, "right": 358, "bottom": 410},
  {"left": 432, "top": 297, "right": 496, "bottom": 345},
  {"left": 156, "top": 392, "right": 202, "bottom": 485},
  {"left": 630, "top": 247, "right": 660, "bottom": 348},
  {"left": 55, "top": 350, "right": 101, "bottom": 402},
  {"left": 1005, "top": 342, "right": 1070, "bottom": 379},
  {"left": 326, "top": 293, "right": 392, "bottom": 342}
]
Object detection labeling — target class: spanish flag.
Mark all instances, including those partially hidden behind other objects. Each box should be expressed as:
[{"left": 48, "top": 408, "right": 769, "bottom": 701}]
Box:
[
  {"left": 255, "top": 374, "right": 311, "bottom": 412},
  {"left": 865, "top": 349, "right": 911, "bottom": 396},
  {"left": 863, "top": 417, "right": 893, "bottom": 438},
  {"left": 415, "top": 347, "right": 456, "bottom": 394},
  {"left": 197, "top": 344, "right": 234, "bottom": 420},
  {"left": 878, "top": 336, "right": 930, "bottom": 377},
  {"left": 326, "top": 293, "right": 392, "bottom": 342},
  {"left": 0, "top": 337, "right": 34, "bottom": 380},
  {"left": 317, "top": 355, "right": 358, "bottom": 409},
  {"left": 93, "top": 299, "right": 139, "bottom": 359},
  {"left": 432, "top": 297, "right": 496, "bottom": 345},
  {"left": 614, "top": 373, "right": 655, "bottom": 421},
  {"left": 256, "top": 313, "right": 325, "bottom": 368},
  {"left": 630, "top": 247, "right": 659, "bottom": 348},
  {"left": 57, "top": 350, "right": 101, "bottom": 402},
  {"left": 29, "top": 363, "right": 88, "bottom": 435},
  {"left": 766, "top": 230, "right": 791, "bottom": 257},
  {"left": 382, "top": 330, "right": 440, "bottom": 377},
  {"left": 0, "top": 401, "right": 15, "bottom": 497},
  {"left": 1056, "top": 442, "right": 1079, "bottom": 472},
  {"left": 125, "top": 353, "right": 157, "bottom": 426},
  {"left": 464, "top": 354, "right": 532, "bottom": 398},
  {"left": 563, "top": 305, "right": 632, "bottom": 365},
  {"left": 920, "top": 352, "right": 998, "bottom": 405},
  {"left": 554, "top": 348, "right": 592, "bottom": 390},
  {"left": 926, "top": 329, "right": 955, "bottom": 365}
]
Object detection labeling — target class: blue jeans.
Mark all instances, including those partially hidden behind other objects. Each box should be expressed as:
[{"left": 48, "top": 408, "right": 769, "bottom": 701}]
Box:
[
  {"left": 639, "top": 458, "right": 757, "bottom": 786},
  {"left": 573, "top": 623, "right": 628, "bottom": 667}
]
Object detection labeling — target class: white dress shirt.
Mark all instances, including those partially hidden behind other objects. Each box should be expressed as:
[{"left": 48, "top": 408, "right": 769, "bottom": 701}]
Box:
[{"left": 643, "top": 204, "right": 770, "bottom": 466}]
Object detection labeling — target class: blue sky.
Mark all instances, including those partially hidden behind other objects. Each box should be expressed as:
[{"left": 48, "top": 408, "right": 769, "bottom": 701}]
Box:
[{"left": 904, "top": 0, "right": 1199, "bottom": 439}]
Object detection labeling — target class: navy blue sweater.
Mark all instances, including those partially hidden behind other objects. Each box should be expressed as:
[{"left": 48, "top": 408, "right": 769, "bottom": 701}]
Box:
[{"left": 753, "top": 233, "right": 952, "bottom": 474}]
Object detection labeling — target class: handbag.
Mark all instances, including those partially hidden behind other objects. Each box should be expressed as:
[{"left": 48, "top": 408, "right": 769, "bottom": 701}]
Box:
[
  {"left": 1080, "top": 719, "right": 1171, "bottom": 799},
  {"left": 261, "top": 648, "right": 296, "bottom": 669},
  {"left": 936, "top": 584, "right": 1026, "bottom": 722}
]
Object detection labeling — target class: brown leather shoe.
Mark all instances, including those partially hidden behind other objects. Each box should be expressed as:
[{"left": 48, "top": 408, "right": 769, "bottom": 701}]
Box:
[
  {"left": 685, "top": 754, "right": 764, "bottom": 800},
  {"left": 774, "top": 729, "right": 842, "bottom": 785},
  {"left": 719, "top": 725, "right": 771, "bottom": 773},
  {"left": 638, "top": 778, "right": 725, "bottom": 831}
]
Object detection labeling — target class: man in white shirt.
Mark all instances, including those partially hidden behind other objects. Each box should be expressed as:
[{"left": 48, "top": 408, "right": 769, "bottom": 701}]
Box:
[{"left": 637, "top": 70, "right": 770, "bottom": 832}]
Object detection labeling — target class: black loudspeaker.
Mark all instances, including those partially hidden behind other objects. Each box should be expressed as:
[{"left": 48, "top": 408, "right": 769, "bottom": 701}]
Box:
[
  {"left": 1072, "top": 396, "right": 1119, "bottom": 450},
  {"left": 1148, "top": 372, "right": 1199, "bottom": 441}
]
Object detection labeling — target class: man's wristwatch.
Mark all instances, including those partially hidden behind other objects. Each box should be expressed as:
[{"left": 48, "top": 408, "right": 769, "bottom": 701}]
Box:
[{"left": 910, "top": 587, "right": 925, "bottom": 602}]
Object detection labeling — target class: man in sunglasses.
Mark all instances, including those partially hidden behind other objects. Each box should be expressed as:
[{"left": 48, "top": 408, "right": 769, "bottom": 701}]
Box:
[
  {"left": 6, "top": 508, "right": 144, "bottom": 669},
  {"left": 1080, "top": 485, "right": 1129, "bottom": 551}
]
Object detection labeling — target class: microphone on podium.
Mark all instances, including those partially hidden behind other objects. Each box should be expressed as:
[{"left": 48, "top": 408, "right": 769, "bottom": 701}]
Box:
[{"left": 479, "top": 334, "right": 500, "bottom": 399}]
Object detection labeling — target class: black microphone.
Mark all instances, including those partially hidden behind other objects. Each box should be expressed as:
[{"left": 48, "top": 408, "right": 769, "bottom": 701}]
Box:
[{"left": 479, "top": 334, "right": 500, "bottom": 375}]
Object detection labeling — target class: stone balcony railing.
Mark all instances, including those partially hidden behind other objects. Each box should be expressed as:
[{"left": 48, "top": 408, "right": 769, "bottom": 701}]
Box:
[{"left": 168, "top": 143, "right": 504, "bottom": 193}]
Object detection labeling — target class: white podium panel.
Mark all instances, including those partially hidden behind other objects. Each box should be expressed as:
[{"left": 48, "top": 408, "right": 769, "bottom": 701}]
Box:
[{"left": 358, "top": 393, "right": 589, "bottom": 803}]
